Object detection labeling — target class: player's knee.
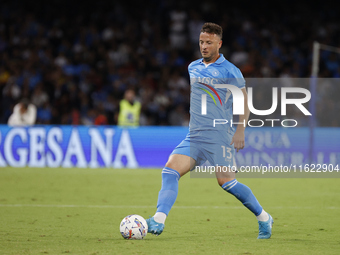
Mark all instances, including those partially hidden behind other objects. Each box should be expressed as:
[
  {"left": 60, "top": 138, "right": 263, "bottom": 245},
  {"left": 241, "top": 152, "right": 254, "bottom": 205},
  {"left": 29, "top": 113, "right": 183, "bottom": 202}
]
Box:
[
  {"left": 164, "top": 163, "right": 182, "bottom": 177},
  {"left": 217, "top": 178, "right": 236, "bottom": 187},
  {"left": 164, "top": 160, "right": 183, "bottom": 176},
  {"left": 165, "top": 160, "right": 176, "bottom": 171},
  {"left": 164, "top": 154, "right": 192, "bottom": 177}
]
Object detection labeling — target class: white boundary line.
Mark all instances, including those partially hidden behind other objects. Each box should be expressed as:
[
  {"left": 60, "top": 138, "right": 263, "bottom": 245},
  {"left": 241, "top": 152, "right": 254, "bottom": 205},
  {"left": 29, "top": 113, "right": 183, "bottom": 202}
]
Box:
[{"left": 0, "top": 204, "right": 339, "bottom": 209}]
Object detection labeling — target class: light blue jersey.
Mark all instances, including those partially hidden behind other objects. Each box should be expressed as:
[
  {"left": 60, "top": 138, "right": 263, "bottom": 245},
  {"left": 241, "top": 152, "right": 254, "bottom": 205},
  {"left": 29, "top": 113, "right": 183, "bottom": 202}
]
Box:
[
  {"left": 188, "top": 53, "right": 245, "bottom": 133},
  {"left": 171, "top": 54, "right": 245, "bottom": 167}
]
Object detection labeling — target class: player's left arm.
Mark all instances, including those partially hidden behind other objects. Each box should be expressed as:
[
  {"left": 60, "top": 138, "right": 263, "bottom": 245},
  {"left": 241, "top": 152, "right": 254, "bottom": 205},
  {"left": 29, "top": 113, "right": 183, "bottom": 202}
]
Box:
[{"left": 230, "top": 87, "right": 249, "bottom": 152}]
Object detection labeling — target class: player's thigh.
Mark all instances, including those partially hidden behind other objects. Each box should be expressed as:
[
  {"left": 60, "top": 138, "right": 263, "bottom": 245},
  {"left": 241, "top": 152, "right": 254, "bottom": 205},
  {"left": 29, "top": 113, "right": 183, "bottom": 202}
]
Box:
[
  {"left": 165, "top": 154, "right": 196, "bottom": 177},
  {"left": 210, "top": 136, "right": 237, "bottom": 185}
]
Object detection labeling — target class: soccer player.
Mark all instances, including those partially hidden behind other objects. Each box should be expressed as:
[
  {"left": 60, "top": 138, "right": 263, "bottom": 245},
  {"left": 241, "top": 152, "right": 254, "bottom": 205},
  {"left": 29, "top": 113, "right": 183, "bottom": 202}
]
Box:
[{"left": 146, "top": 22, "right": 273, "bottom": 239}]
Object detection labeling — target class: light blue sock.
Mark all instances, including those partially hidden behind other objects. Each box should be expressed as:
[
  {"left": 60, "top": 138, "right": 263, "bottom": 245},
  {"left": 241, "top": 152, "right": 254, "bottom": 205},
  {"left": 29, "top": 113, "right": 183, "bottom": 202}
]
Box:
[
  {"left": 222, "top": 179, "right": 263, "bottom": 216},
  {"left": 156, "top": 167, "right": 180, "bottom": 215}
]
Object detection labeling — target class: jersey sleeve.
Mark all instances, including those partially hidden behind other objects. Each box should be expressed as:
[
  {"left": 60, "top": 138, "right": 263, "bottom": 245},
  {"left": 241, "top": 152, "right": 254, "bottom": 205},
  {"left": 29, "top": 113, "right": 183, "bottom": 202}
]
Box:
[
  {"left": 188, "top": 63, "right": 192, "bottom": 74},
  {"left": 188, "top": 61, "right": 197, "bottom": 79}
]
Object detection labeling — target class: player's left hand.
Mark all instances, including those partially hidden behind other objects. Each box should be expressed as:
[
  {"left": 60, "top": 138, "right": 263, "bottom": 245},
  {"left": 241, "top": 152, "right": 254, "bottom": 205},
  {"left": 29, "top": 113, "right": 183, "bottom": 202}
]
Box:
[{"left": 230, "top": 130, "right": 245, "bottom": 152}]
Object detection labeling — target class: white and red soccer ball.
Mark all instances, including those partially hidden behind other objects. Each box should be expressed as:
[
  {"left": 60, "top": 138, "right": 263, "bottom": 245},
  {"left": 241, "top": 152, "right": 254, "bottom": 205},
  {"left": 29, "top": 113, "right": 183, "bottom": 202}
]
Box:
[{"left": 120, "top": 214, "right": 148, "bottom": 240}]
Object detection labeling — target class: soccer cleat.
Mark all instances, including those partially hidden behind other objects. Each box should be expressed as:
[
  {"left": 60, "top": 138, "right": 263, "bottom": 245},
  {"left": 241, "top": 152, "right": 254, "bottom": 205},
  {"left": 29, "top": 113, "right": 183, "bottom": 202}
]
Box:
[
  {"left": 146, "top": 217, "right": 165, "bottom": 235},
  {"left": 257, "top": 213, "right": 273, "bottom": 239}
]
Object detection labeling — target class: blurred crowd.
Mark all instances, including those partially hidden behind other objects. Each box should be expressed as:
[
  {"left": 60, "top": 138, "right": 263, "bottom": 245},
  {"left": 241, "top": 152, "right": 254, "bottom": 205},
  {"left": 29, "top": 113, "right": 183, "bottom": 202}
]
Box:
[{"left": 0, "top": 0, "right": 339, "bottom": 127}]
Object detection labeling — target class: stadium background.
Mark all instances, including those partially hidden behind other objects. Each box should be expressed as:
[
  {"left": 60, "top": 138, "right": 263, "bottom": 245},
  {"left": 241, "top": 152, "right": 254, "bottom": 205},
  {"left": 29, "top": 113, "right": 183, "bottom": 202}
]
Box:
[
  {"left": 0, "top": 2, "right": 340, "bottom": 254},
  {"left": 0, "top": 0, "right": 339, "bottom": 168},
  {"left": 0, "top": 0, "right": 339, "bottom": 126}
]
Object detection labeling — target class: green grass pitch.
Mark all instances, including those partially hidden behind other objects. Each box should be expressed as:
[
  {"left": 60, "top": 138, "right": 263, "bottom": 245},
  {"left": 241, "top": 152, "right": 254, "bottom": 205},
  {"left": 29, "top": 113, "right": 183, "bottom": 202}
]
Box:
[{"left": 0, "top": 168, "right": 339, "bottom": 255}]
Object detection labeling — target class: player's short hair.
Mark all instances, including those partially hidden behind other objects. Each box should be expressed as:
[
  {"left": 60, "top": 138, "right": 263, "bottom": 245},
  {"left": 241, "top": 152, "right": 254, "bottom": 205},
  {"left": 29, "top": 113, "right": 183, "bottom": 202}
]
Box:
[{"left": 200, "top": 22, "right": 223, "bottom": 39}]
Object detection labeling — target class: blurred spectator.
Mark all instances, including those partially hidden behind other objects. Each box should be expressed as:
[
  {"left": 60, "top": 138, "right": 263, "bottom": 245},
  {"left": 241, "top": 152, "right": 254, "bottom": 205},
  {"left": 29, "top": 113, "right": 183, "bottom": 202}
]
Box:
[
  {"left": 94, "top": 114, "right": 108, "bottom": 125},
  {"left": 169, "top": 104, "right": 187, "bottom": 126},
  {"left": 71, "top": 108, "right": 80, "bottom": 125},
  {"left": 82, "top": 109, "right": 96, "bottom": 126},
  {"left": 94, "top": 104, "right": 108, "bottom": 125},
  {"left": 36, "top": 102, "right": 52, "bottom": 124},
  {"left": 2, "top": 77, "right": 21, "bottom": 100},
  {"left": 188, "top": 10, "right": 205, "bottom": 45},
  {"left": 117, "top": 89, "right": 141, "bottom": 127},
  {"left": 168, "top": 70, "right": 189, "bottom": 90},
  {"left": 8, "top": 99, "right": 37, "bottom": 126},
  {"left": 31, "top": 83, "right": 49, "bottom": 108},
  {"left": 169, "top": 5, "right": 188, "bottom": 49},
  {"left": 230, "top": 43, "right": 249, "bottom": 68}
]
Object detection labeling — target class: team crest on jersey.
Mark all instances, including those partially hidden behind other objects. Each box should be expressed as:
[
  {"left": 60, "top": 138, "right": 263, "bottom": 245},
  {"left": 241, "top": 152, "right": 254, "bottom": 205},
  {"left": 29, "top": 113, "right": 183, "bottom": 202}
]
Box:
[{"left": 210, "top": 69, "right": 219, "bottom": 77}]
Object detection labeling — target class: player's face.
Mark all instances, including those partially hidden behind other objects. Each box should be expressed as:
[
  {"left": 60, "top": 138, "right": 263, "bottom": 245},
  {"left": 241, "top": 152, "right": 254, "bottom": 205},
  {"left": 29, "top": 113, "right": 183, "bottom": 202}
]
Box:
[{"left": 199, "top": 32, "right": 222, "bottom": 63}]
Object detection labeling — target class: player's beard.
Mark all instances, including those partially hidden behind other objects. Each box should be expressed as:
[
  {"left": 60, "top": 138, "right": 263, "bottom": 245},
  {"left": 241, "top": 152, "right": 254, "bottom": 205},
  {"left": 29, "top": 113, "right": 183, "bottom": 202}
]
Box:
[
  {"left": 203, "top": 55, "right": 213, "bottom": 62},
  {"left": 202, "top": 51, "right": 218, "bottom": 63}
]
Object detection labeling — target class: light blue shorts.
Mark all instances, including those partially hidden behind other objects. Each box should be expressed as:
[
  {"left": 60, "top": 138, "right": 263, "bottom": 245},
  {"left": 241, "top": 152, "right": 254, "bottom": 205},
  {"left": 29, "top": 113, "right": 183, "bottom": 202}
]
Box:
[{"left": 171, "top": 130, "right": 236, "bottom": 168}]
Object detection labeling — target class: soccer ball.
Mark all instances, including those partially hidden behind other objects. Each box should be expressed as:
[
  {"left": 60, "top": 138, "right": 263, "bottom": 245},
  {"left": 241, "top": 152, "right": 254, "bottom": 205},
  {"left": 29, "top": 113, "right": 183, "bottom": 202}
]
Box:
[{"left": 120, "top": 214, "right": 148, "bottom": 239}]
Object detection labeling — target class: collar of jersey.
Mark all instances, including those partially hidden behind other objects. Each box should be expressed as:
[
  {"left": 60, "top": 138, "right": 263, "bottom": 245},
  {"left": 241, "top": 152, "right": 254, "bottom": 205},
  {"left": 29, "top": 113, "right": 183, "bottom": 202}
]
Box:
[{"left": 199, "top": 53, "right": 225, "bottom": 65}]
